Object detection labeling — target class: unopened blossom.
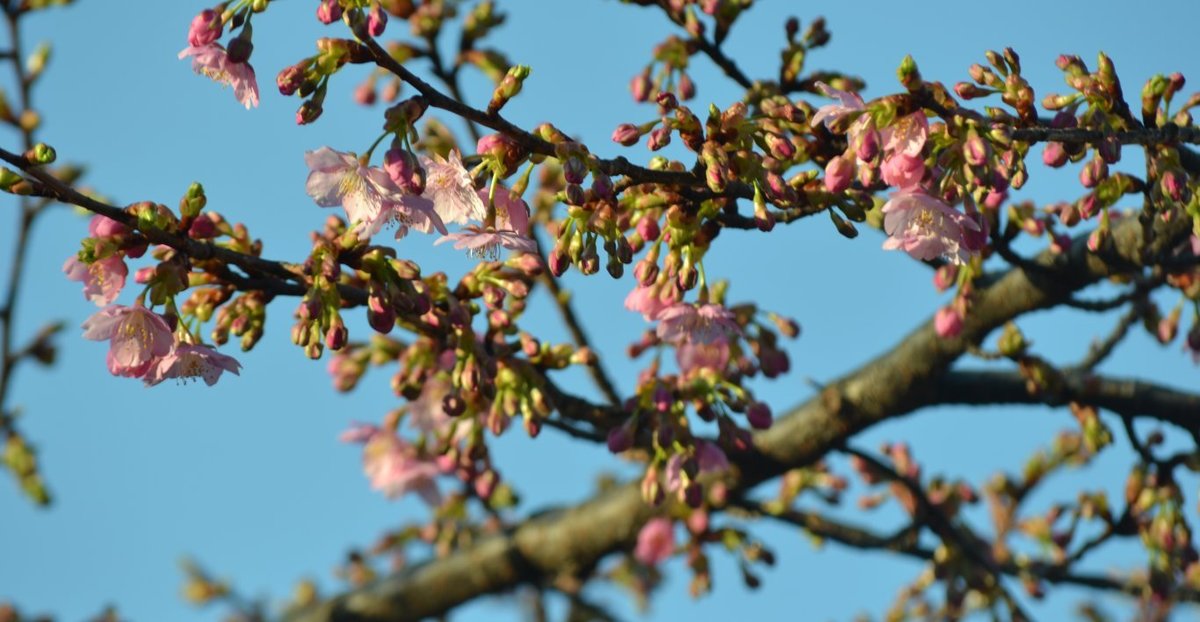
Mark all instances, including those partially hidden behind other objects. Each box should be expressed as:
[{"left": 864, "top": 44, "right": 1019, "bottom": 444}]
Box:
[
  {"left": 64, "top": 255, "right": 127, "bottom": 307},
  {"left": 881, "top": 152, "right": 925, "bottom": 190},
  {"left": 186, "top": 9, "right": 223, "bottom": 47},
  {"left": 178, "top": 43, "right": 259, "bottom": 109},
  {"left": 881, "top": 190, "right": 979, "bottom": 265},
  {"left": 824, "top": 155, "right": 853, "bottom": 193},
  {"left": 88, "top": 215, "right": 129, "bottom": 238},
  {"left": 934, "top": 306, "right": 964, "bottom": 338},
  {"left": 421, "top": 150, "right": 486, "bottom": 225},
  {"left": 664, "top": 442, "right": 730, "bottom": 494},
  {"left": 809, "top": 81, "right": 865, "bottom": 130},
  {"left": 82, "top": 305, "right": 173, "bottom": 378},
  {"left": 435, "top": 225, "right": 535, "bottom": 259},
  {"left": 143, "top": 343, "right": 241, "bottom": 386},
  {"left": 656, "top": 302, "right": 740, "bottom": 345},
  {"left": 634, "top": 517, "right": 676, "bottom": 566},
  {"left": 305, "top": 147, "right": 443, "bottom": 240},
  {"left": 341, "top": 425, "right": 441, "bottom": 504}
]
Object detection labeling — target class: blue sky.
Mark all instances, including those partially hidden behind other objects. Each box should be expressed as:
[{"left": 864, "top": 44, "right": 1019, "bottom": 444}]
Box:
[{"left": 2, "top": 0, "right": 1199, "bottom": 620}]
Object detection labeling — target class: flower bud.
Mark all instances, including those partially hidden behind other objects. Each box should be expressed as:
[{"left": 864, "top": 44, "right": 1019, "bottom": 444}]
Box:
[
  {"left": 934, "top": 306, "right": 963, "bottom": 338},
  {"left": 367, "top": 3, "right": 388, "bottom": 36},
  {"left": 1042, "top": 142, "right": 1067, "bottom": 168},
  {"left": 746, "top": 401, "right": 772, "bottom": 430},
  {"left": 630, "top": 70, "right": 652, "bottom": 103},
  {"left": 316, "top": 0, "right": 342, "bottom": 25},
  {"left": 612, "top": 123, "right": 641, "bottom": 146},
  {"left": 187, "top": 9, "right": 223, "bottom": 47},
  {"left": 647, "top": 127, "right": 671, "bottom": 151}
]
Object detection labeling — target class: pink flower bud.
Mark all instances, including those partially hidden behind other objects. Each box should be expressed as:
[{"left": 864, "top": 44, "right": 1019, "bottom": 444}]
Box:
[
  {"left": 983, "top": 189, "right": 1007, "bottom": 210},
  {"left": 325, "top": 323, "right": 348, "bottom": 350},
  {"left": 881, "top": 153, "right": 925, "bottom": 190},
  {"left": 630, "top": 70, "right": 652, "bottom": 103},
  {"left": 134, "top": 266, "right": 156, "bottom": 284},
  {"left": 316, "top": 0, "right": 342, "bottom": 25},
  {"left": 963, "top": 135, "right": 988, "bottom": 166},
  {"left": 1158, "top": 308, "right": 1180, "bottom": 344},
  {"left": 1080, "top": 157, "right": 1107, "bottom": 188},
  {"left": 384, "top": 148, "right": 425, "bottom": 194},
  {"left": 933, "top": 264, "right": 958, "bottom": 292},
  {"left": 612, "top": 123, "right": 641, "bottom": 146},
  {"left": 934, "top": 306, "right": 963, "bottom": 338},
  {"left": 353, "top": 80, "right": 376, "bottom": 106},
  {"left": 296, "top": 100, "right": 323, "bottom": 125},
  {"left": 856, "top": 129, "right": 880, "bottom": 162},
  {"left": 88, "top": 215, "right": 129, "bottom": 238},
  {"left": 187, "top": 9, "right": 223, "bottom": 47},
  {"left": 277, "top": 62, "right": 307, "bottom": 96},
  {"left": 188, "top": 215, "right": 217, "bottom": 239},
  {"left": 562, "top": 155, "right": 587, "bottom": 185},
  {"left": 1162, "top": 170, "right": 1186, "bottom": 202},
  {"left": 548, "top": 246, "right": 569, "bottom": 277},
  {"left": 746, "top": 401, "right": 772, "bottom": 430},
  {"left": 647, "top": 127, "right": 671, "bottom": 151},
  {"left": 678, "top": 73, "right": 696, "bottom": 100},
  {"left": 824, "top": 155, "right": 853, "bottom": 193},
  {"left": 368, "top": 4, "right": 388, "bottom": 36}
]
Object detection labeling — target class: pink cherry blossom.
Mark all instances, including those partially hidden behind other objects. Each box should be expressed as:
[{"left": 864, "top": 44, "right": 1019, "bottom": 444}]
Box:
[
  {"left": 824, "top": 155, "right": 854, "bottom": 193},
  {"left": 143, "top": 343, "right": 241, "bottom": 386},
  {"left": 881, "top": 111, "right": 929, "bottom": 157},
  {"left": 305, "top": 147, "right": 444, "bottom": 240},
  {"left": 881, "top": 190, "right": 980, "bottom": 265},
  {"left": 64, "top": 255, "right": 127, "bottom": 307},
  {"left": 435, "top": 225, "right": 535, "bottom": 260},
  {"left": 655, "top": 303, "right": 740, "bottom": 345},
  {"left": 676, "top": 333, "right": 731, "bottom": 374},
  {"left": 478, "top": 186, "right": 530, "bottom": 234},
  {"left": 634, "top": 517, "right": 676, "bottom": 566},
  {"left": 421, "top": 150, "right": 486, "bottom": 225},
  {"left": 342, "top": 425, "right": 441, "bottom": 504},
  {"left": 178, "top": 43, "right": 259, "bottom": 109},
  {"left": 809, "top": 81, "right": 866, "bottom": 130},
  {"left": 82, "top": 305, "right": 173, "bottom": 378},
  {"left": 623, "top": 284, "right": 678, "bottom": 322}
]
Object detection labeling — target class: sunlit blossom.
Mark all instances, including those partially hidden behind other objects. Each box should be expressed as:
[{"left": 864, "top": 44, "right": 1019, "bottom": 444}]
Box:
[{"left": 178, "top": 43, "right": 259, "bottom": 109}]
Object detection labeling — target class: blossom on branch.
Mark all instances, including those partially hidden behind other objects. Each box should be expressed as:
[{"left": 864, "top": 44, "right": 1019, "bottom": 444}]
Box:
[
  {"left": 304, "top": 147, "right": 444, "bottom": 241},
  {"left": 881, "top": 190, "right": 980, "bottom": 265},
  {"left": 143, "top": 343, "right": 242, "bottom": 386},
  {"left": 634, "top": 517, "right": 676, "bottom": 566},
  {"left": 82, "top": 305, "right": 173, "bottom": 378},
  {"left": 178, "top": 43, "right": 259, "bottom": 109},
  {"left": 435, "top": 226, "right": 536, "bottom": 260},
  {"left": 655, "top": 303, "right": 740, "bottom": 345},
  {"left": 63, "top": 255, "right": 126, "bottom": 307},
  {"left": 340, "top": 423, "right": 442, "bottom": 505},
  {"left": 421, "top": 150, "right": 486, "bottom": 226}
]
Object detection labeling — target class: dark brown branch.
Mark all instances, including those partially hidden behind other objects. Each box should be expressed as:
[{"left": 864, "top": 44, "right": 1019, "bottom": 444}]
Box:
[
  {"left": 934, "top": 370, "right": 1200, "bottom": 434},
  {"left": 1071, "top": 302, "right": 1146, "bottom": 372}
]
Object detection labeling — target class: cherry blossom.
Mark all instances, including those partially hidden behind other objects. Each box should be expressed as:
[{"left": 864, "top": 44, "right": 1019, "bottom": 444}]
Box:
[
  {"left": 624, "top": 284, "right": 678, "bottom": 322},
  {"left": 143, "top": 343, "right": 242, "bottom": 386},
  {"left": 809, "top": 82, "right": 866, "bottom": 130},
  {"left": 655, "top": 303, "right": 740, "bottom": 345},
  {"left": 421, "top": 150, "right": 486, "bottom": 225},
  {"left": 178, "top": 43, "right": 259, "bottom": 109},
  {"left": 304, "top": 147, "right": 443, "bottom": 240},
  {"left": 435, "top": 226, "right": 535, "bottom": 259},
  {"left": 81, "top": 305, "right": 173, "bottom": 378},
  {"left": 63, "top": 255, "right": 127, "bottom": 307},
  {"left": 341, "top": 424, "right": 442, "bottom": 504},
  {"left": 881, "top": 190, "right": 980, "bottom": 265}
]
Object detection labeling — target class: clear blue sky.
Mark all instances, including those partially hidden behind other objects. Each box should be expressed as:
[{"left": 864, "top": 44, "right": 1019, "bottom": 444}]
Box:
[{"left": 2, "top": 1, "right": 1199, "bottom": 620}]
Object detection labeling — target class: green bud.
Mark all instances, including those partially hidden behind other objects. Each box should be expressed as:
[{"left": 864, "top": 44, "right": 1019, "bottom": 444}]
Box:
[
  {"left": 28, "top": 142, "right": 55, "bottom": 165},
  {"left": 897, "top": 54, "right": 921, "bottom": 92},
  {"left": 998, "top": 322, "right": 1028, "bottom": 357},
  {"left": 180, "top": 181, "right": 206, "bottom": 218},
  {"left": 0, "top": 167, "right": 24, "bottom": 191}
]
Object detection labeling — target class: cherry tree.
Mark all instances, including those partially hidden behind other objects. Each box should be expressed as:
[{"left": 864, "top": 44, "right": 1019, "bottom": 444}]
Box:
[{"left": 2, "top": 1, "right": 1200, "bottom": 621}]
